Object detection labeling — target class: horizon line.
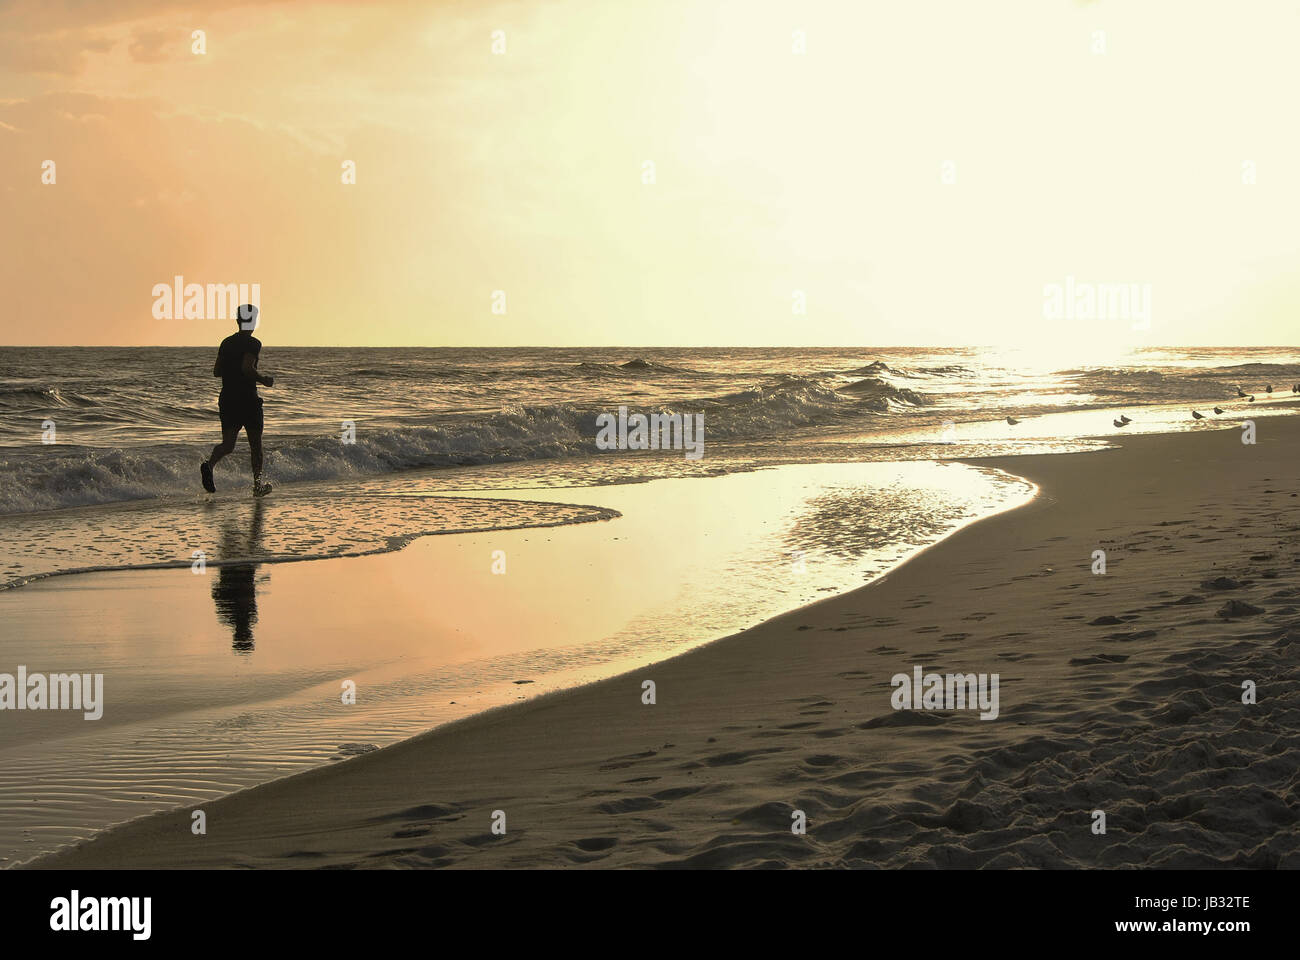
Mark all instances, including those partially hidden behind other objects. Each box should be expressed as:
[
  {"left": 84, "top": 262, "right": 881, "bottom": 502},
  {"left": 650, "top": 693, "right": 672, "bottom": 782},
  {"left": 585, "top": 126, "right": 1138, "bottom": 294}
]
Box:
[{"left": 4, "top": 344, "right": 1299, "bottom": 351}]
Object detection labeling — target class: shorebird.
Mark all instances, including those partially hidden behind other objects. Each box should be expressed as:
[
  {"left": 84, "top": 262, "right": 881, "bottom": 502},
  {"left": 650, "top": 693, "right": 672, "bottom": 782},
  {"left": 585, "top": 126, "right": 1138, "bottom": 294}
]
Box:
[
  {"left": 1113, "top": 418, "right": 1128, "bottom": 428},
  {"left": 1266, "top": 384, "right": 1273, "bottom": 393},
  {"left": 1119, "top": 415, "right": 1132, "bottom": 423},
  {"left": 1213, "top": 406, "right": 1224, "bottom": 414},
  {"left": 1191, "top": 410, "right": 1206, "bottom": 420},
  {"left": 1237, "top": 388, "right": 1248, "bottom": 398},
  {"left": 1249, "top": 395, "right": 1256, "bottom": 402},
  {"left": 1006, "top": 416, "right": 1020, "bottom": 425}
]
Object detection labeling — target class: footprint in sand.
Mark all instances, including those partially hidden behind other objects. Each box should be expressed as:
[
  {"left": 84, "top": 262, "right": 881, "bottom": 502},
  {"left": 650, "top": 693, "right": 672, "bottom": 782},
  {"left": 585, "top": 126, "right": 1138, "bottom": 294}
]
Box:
[
  {"left": 391, "top": 826, "right": 431, "bottom": 839},
  {"left": 1201, "top": 576, "right": 1242, "bottom": 590},
  {"left": 598, "top": 749, "right": 658, "bottom": 771},
  {"left": 573, "top": 837, "right": 618, "bottom": 852},
  {"left": 596, "top": 796, "right": 663, "bottom": 814},
  {"left": 1103, "top": 630, "right": 1158, "bottom": 641},
  {"left": 373, "top": 801, "right": 463, "bottom": 824},
  {"left": 704, "top": 748, "right": 783, "bottom": 767},
  {"left": 1217, "top": 599, "right": 1265, "bottom": 618},
  {"left": 812, "top": 728, "right": 848, "bottom": 739},
  {"left": 802, "top": 754, "right": 846, "bottom": 768}
]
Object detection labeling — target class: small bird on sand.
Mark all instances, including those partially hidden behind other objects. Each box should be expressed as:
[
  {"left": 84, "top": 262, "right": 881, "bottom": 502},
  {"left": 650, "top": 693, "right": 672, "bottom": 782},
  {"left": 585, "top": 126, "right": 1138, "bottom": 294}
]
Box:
[
  {"left": 1249, "top": 395, "right": 1256, "bottom": 402},
  {"left": 1113, "top": 418, "right": 1128, "bottom": 428},
  {"left": 1266, "top": 384, "right": 1273, "bottom": 393},
  {"left": 1192, "top": 410, "right": 1206, "bottom": 420},
  {"left": 1006, "top": 416, "right": 1020, "bottom": 425},
  {"left": 1213, "top": 406, "right": 1224, "bottom": 414},
  {"left": 1237, "top": 387, "right": 1248, "bottom": 398},
  {"left": 1119, "top": 414, "right": 1132, "bottom": 423}
]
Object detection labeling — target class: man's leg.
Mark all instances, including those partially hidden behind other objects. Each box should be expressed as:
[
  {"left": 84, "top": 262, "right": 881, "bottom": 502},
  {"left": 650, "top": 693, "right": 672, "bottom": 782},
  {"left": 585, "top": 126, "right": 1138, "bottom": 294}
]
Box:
[
  {"left": 207, "top": 425, "right": 240, "bottom": 468},
  {"left": 201, "top": 423, "right": 240, "bottom": 493},
  {"left": 246, "top": 398, "right": 267, "bottom": 492},
  {"left": 247, "top": 427, "right": 264, "bottom": 482}
]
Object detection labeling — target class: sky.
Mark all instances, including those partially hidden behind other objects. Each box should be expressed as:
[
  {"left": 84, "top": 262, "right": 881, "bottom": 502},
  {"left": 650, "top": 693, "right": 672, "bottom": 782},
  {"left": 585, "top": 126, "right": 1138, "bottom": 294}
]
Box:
[{"left": 2, "top": 0, "right": 1299, "bottom": 349}]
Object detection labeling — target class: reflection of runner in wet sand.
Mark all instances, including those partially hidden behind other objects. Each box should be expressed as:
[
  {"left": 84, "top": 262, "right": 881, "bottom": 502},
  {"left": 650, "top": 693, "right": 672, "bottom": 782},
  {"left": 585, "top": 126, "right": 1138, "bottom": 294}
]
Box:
[
  {"left": 212, "top": 559, "right": 258, "bottom": 652},
  {"left": 201, "top": 304, "right": 274, "bottom": 497},
  {"left": 211, "top": 498, "right": 268, "bottom": 652}
]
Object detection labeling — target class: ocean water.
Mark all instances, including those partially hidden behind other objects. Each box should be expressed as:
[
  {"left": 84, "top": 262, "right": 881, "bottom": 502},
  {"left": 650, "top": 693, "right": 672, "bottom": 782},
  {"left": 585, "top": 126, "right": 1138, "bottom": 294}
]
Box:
[
  {"left": 1, "top": 345, "right": 1297, "bottom": 518},
  {"left": 0, "top": 345, "right": 1297, "bottom": 863}
]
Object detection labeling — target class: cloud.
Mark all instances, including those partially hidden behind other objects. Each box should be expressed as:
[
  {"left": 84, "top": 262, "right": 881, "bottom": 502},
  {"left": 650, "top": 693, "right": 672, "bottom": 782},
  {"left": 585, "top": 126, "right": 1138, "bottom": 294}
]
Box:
[
  {"left": 0, "top": 32, "right": 96, "bottom": 75},
  {"left": 0, "top": 0, "right": 285, "bottom": 34},
  {"left": 128, "top": 28, "right": 176, "bottom": 64}
]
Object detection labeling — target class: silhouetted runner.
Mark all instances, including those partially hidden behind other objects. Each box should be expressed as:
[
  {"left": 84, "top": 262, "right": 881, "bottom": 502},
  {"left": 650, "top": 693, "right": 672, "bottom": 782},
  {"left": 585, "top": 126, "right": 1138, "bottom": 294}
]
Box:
[{"left": 201, "top": 305, "right": 274, "bottom": 496}]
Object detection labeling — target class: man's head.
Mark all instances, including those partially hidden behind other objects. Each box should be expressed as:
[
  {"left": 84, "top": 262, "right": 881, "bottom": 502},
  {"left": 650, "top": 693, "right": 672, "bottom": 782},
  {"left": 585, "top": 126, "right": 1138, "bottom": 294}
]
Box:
[{"left": 236, "top": 304, "right": 259, "bottom": 332}]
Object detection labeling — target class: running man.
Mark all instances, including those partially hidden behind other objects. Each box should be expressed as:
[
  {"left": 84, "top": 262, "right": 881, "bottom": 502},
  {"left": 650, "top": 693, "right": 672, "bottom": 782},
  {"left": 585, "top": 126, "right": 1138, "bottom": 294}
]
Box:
[{"left": 201, "top": 304, "right": 274, "bottom": 496}]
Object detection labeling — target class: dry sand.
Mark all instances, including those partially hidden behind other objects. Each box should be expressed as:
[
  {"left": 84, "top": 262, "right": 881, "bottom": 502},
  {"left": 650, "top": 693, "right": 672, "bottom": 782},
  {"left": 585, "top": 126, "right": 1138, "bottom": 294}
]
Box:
[{"left": 29, "top": 416, "right": 1300, "bottom": 868}]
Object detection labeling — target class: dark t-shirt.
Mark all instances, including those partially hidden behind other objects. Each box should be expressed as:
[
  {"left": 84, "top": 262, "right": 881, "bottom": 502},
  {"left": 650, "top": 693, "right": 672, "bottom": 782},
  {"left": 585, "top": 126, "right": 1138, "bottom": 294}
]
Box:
[{"left": 217, "top": 333, "right": 262, "bottom": 404}]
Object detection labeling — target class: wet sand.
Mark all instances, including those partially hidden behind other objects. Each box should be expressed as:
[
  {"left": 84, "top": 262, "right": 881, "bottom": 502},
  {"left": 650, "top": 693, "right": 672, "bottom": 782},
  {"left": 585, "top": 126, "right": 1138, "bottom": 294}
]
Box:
[
  {"left": 1, "top": 459, "right": 1022, "bottom": 864},
  {"left": 27, "top": 414, "right": 1300, "bottom": 868}
]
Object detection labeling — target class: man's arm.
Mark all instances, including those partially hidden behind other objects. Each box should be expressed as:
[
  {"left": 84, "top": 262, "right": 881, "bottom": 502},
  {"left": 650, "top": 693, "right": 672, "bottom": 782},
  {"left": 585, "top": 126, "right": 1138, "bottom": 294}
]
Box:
[
  {"left": 213, "top": 351, "right": 222, "bottom": 377},
  {"left": 240, "top": 352, "right": 274, "bottom": 387}
]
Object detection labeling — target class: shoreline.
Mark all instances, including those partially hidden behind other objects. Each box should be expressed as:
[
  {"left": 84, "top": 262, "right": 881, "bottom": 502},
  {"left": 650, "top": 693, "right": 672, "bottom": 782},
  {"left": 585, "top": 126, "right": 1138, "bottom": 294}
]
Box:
[
  {"left": 0, "top": 493, "right": 623, "bottom": 592},
  {"left": 23, "top": 417, "right": 1300, "bottom": 868}
]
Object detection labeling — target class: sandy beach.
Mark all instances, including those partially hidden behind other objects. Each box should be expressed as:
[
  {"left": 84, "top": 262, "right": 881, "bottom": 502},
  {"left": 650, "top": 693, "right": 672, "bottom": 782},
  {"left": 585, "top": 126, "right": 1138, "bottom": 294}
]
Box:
[{"left": 27, "top": 413, "right": 1300, "bottom": 869}]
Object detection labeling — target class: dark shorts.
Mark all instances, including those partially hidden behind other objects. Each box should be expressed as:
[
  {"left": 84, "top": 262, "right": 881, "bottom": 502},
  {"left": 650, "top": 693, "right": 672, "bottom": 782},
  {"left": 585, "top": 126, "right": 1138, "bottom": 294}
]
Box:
[{"left": 219, "top": 395, "right": 264, "bottom": 434}]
